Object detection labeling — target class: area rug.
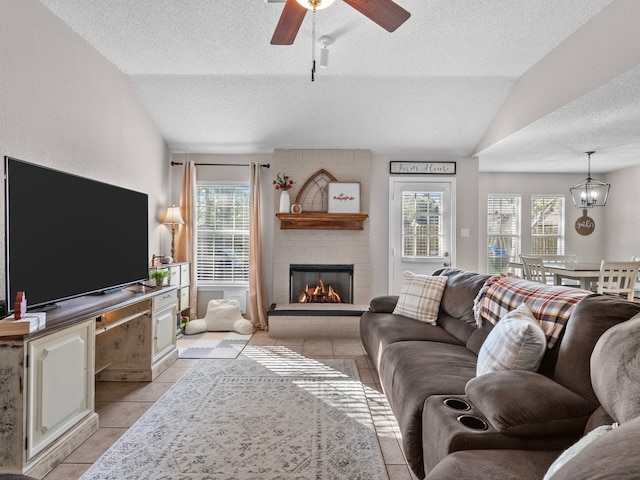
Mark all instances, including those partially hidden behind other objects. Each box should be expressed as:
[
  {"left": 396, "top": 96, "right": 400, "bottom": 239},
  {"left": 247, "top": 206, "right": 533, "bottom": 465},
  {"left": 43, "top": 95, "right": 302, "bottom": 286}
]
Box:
[
  {"left": 80, "top": 348, "right": 388, "bottom": 480},
  {"left": 177, "top": 331, "right": 252, "bottom": 359}
]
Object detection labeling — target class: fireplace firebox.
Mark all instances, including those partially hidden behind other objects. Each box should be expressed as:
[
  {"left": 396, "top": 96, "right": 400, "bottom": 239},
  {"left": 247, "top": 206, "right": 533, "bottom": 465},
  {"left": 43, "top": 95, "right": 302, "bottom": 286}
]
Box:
[{"left": 289, "top": 264, "right": 354, "bottom": 304}]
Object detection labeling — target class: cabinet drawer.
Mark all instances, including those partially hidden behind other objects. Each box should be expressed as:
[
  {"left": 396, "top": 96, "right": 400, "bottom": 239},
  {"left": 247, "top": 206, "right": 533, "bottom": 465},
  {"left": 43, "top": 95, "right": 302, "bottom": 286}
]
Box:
[
  {"left": 97, "top": 301, "right": 150, "bottom": 331},
  {"left": 153, "top": 290, "right": 177, "bottom": 311},
  {"left": 180, "top": 264, "right": 190, "bottom": 286},
  {"left": 180, "top": 286, "right": 190, "bottom": 311},
  {"left": 168, "top": 266, "right": 181, "bottom": 286}
]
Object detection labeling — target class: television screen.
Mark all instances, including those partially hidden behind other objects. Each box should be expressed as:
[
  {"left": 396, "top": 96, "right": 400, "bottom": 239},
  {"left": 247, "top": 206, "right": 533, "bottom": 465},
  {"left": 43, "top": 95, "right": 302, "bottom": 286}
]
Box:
[{"left": 5, "top": 157, "right": 149, "bottom": 312}]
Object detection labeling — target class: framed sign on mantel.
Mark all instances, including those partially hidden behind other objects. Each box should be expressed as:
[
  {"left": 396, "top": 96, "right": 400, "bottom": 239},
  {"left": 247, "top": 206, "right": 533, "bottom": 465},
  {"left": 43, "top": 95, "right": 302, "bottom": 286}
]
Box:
[
  {"left": 328, "top": 182, "right": 360, "bottom": 213},
  {"left": 390, "top": 161, "right": 456, "bottom": 175}
]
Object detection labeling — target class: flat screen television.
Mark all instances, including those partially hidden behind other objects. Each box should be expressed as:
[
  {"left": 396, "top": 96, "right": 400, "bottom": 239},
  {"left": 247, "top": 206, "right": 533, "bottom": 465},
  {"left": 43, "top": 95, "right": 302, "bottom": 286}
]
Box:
[{"left": 4, "top": 156, "right": 149, "bottom": 313}]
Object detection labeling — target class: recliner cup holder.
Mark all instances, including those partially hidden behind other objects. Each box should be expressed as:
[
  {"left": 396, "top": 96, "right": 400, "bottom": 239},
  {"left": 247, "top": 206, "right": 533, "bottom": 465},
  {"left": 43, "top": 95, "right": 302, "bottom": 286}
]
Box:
[
  {"left": 443, "top": 398, "right": 471, "bottom": 411},
  {"left": 457, "top": 415, "right": 488, "bottom": 431}
]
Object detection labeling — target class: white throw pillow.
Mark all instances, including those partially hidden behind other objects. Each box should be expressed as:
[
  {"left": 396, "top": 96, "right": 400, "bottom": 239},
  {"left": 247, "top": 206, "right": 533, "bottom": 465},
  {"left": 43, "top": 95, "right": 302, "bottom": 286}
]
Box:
[
  {"left": 476, "top": 303, "right": 547, "bottom": 376},
  {"left": 392, "top": 272, "right": 447, "bottom": 325},
  {"left": 543, "top": 423, "right": 618, "bottom": 480}
]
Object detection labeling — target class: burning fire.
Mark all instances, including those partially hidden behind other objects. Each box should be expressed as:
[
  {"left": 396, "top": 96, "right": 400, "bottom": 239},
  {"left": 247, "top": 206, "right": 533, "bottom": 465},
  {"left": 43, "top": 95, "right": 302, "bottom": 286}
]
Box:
[{"left": 298, "top": 278, "right": 342, "bottom": 303}]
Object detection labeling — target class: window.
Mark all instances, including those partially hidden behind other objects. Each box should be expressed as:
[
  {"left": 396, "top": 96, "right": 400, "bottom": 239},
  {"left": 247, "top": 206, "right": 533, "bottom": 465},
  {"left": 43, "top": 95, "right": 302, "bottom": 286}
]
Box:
[
  {"left": 196, "top": 183, "right": 250, "bottom": 285},
  {"left": 487, "top": 195, "right": 521, "bottom": 274},
  {"left": 402, "top": 191, "right": 443, "bottom": 258},
  {"left": 531, "top": 195, "right": 565, "bottom": 255}
]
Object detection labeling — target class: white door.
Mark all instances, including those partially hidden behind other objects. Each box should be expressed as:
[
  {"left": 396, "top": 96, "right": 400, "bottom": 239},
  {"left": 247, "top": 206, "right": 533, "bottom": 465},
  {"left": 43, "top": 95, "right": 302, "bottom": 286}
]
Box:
[{"left": 389, "top": 179, "right": 455, "bottom": 295}]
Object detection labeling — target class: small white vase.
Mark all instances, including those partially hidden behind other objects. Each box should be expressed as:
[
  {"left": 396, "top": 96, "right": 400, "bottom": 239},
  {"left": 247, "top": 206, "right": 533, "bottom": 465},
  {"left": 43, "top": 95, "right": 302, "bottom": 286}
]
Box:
[{"left": 279, "top": 191, "right": 291, "bottom": 213}]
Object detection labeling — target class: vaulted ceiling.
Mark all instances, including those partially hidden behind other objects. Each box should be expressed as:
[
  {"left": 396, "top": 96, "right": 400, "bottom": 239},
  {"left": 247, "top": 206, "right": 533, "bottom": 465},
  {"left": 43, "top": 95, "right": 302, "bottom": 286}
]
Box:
[{"left": 38, "top": 0, "right": 640, "bottom": 173}]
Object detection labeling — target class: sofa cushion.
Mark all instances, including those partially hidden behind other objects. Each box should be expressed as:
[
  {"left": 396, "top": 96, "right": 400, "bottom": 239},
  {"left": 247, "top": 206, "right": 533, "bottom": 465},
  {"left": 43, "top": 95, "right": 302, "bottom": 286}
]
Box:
[
  {"left": 542, "top": 416, "right": 640, "bottom": 480},
  {"left": 473, "top": 275, "right": 589, "bottom": 348},
  {"left": 393, "top": 272, "right": 447, "bottom": 325},
  {"left": 368, "top": 295, "right": 399, "bottom": 313},
  {"left": 476, "top": 303, "right": 547, "bottom": 376},
  {"left": 359, "top": 311, "right": 465, "bottom": 371},
  {"left": 379, "top": 340, "right": 478, "bottom": 479},
  {"left": 466, "top": 370, "right": 593, "bottom": 436},
  {"left": 437, "top": 268, "right": 491, "bottom": 323},
  {"left": 425, "top": 449, "right": 560, "bottom": 480},
  {"left": 589, "top": 312, "right": 640, "bottom": 424},
  {"left": 543, "top": 423, "right": 617, "bottom": 480},
  {"left": 439, "top": 313, "right": 482, "bottom": 347},
  {"left": 553, "top": 295, "right": 640, "bottom": 406}
]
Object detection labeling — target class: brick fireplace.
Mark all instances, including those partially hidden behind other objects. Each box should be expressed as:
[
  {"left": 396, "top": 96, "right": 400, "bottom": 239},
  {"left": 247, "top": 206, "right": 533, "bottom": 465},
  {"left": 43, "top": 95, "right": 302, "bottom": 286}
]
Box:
[
  {"left": 270, "top": 149, "right": 371, "bottom": 306},
  {"left": 269, "top": 149, "right": 371, "bottom": 338}
]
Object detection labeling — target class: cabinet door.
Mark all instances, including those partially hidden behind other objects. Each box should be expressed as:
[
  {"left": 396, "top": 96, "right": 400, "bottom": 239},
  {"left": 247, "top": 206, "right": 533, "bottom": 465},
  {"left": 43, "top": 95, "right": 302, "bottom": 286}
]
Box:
[
  {"left": 168, "top": 265, "right": 180, "bottom": 286},
  {"left": 180, "top": 263, "right": 190, "bottom": 286},
  {"left": 27, "top": 319, "right": 94, "bottom": 459},
  {"left": 153, "top": 305, "right": 176, "bottom": 361},
  {"left": 180, "top": 286, "right": 190, "bottom": 311}
]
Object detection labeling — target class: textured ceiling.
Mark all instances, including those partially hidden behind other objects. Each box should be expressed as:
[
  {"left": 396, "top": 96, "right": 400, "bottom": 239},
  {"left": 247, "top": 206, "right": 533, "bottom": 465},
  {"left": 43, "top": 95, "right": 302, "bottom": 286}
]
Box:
[{"left": 37, "top": 0, "right": 640, "bottom": 173}]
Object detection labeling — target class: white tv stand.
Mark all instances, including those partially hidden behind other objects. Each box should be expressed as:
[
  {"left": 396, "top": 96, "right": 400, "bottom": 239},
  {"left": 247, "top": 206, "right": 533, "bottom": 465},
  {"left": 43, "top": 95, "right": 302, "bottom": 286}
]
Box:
[{"left": 0, "top": 284, "right": 179, "bottom": 478}]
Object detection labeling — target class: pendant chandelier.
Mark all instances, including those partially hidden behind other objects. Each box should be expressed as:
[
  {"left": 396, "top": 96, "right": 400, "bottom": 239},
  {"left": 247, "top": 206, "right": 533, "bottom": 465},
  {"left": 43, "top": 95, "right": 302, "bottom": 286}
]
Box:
[{"left": 569, "top": 151, "right": 610, "bottom": 208}]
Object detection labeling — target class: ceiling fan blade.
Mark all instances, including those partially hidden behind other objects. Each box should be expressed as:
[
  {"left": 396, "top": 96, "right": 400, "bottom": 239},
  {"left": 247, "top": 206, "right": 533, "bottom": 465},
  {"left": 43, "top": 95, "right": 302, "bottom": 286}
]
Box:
[
  {"left": 271, "top": 0, "right": 308, "bottom": 45},
  {"left": 343, "top": 0, "right": 411, "bottom": 32}
]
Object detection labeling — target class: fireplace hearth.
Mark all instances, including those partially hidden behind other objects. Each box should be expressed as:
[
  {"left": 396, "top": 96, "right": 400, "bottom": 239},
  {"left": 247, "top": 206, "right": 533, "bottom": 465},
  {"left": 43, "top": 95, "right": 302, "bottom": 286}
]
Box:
[{"left": 290, "top": 264, "right": 354, "bottom": 304}]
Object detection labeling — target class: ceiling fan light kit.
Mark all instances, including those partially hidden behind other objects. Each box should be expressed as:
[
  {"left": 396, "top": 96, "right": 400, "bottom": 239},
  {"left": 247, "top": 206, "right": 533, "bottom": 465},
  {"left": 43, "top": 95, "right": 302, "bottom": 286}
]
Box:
[
  {"left": 318, "top": 35, "right": 333, "bottom": 68},
  {"left": 296, "top": 0, "right": 336, "bottom": 10}
]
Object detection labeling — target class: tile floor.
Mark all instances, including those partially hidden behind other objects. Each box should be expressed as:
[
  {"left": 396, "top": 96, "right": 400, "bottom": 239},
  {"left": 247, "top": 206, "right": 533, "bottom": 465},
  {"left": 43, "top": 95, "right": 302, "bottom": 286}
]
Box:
[{"left": 42, "top": 331, "right": 416, "bottom": 480}]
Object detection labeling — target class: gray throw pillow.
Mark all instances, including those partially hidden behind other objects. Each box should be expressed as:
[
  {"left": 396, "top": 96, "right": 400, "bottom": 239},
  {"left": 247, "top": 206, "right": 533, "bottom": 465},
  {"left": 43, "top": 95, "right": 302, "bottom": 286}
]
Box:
[{"left": 476, "top": 303, "right": 547, "bottom": 376}]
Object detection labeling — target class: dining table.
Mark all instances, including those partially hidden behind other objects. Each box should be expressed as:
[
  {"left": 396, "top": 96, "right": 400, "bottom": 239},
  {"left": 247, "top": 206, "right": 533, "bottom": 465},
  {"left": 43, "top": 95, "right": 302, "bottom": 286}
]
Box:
[{"left": 508, "top": 261, "right": 602, "bottom": 290}]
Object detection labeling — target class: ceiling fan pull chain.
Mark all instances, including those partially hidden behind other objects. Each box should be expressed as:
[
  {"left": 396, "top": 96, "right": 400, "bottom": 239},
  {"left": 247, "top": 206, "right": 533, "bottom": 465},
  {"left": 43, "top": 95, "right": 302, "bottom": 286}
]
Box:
[{"left": 311, "top": 8, "right": 316, "bottom": 81}]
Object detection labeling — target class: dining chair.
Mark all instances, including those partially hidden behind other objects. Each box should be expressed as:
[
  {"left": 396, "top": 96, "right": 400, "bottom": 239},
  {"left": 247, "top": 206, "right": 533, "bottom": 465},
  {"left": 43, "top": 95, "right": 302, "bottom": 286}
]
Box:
[
  {"left": 520, "top": 255, "right": 547, "bottom": 284},
  {"left": 597, "top": 260, "right": 640, "bottom": 301}
]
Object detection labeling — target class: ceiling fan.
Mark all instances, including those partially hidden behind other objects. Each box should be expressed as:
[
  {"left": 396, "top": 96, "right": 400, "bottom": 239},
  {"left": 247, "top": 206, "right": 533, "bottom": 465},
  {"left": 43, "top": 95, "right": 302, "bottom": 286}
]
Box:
[{"left": 271, "top": 0, "right": 411, "bottom": 45}]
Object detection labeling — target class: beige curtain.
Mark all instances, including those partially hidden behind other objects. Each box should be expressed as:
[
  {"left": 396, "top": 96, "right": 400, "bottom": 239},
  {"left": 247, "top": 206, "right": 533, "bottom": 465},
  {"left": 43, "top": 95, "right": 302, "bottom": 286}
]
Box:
[
  {"left": 248, "top": 162, "right": 269, "bottom": 330},
  {"left": 175, "top": 160, "right": 197, "bottom": 320}
]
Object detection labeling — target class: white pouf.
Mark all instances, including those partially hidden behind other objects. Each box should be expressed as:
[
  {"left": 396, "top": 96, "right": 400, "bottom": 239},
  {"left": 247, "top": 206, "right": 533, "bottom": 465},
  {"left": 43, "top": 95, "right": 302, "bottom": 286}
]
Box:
[{"left": 185, "top": 299, "right": 253, "bottom": 335}]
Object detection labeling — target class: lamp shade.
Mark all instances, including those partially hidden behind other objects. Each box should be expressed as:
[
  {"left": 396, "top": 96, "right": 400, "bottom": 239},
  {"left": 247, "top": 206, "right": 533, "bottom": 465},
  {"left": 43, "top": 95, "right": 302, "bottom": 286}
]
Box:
[
  {"left": 163, "top": 205, "right": 185, "bottom": 225},
  {"left": 319, "top": 47, "right": 329, "bottom": 68}
]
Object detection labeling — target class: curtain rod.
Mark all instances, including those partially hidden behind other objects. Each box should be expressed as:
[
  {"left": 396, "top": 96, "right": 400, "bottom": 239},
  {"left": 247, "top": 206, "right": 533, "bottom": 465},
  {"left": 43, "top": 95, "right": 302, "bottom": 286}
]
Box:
[{"left": 170, "top": 161, "right": 270, "bottom": 168}]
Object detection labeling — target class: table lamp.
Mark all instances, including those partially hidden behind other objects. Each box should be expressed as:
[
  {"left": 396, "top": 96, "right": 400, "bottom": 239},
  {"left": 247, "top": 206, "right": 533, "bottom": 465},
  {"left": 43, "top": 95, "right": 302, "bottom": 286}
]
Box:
[{"left": 162, "top": 204, "right": 185, "bottom": 261}]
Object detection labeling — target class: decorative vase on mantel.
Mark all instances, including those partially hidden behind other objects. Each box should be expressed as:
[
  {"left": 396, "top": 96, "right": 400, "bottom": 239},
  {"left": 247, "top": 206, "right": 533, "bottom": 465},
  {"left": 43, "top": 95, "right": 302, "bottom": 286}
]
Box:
[{"left": 279, "top": 191, "right": 291, "bottom": 213}]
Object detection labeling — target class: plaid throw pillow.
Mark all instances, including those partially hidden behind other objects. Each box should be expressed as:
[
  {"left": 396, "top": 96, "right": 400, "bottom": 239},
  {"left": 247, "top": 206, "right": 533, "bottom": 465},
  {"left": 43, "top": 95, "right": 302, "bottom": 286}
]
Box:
[
  {"left": 393, "top": 272, "right": 448, "bottom": 325},
  {"left": 473, "top": 274, "right": 589, "bottom": 348},
  {"left": 477, "top": 303, "right": 547, "bottom": 376}
]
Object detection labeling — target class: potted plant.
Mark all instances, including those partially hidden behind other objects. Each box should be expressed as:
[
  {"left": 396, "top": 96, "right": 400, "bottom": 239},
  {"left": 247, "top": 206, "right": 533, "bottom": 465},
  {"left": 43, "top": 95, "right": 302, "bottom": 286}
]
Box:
[{"left": 149, "top": 269, "right": 170, "bottom": 286}]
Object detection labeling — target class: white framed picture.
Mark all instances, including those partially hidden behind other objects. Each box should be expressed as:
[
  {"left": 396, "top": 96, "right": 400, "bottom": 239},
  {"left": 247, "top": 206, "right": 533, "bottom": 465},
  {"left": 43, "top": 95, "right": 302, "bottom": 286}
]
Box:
[{"left": 328, "top": 183, "right": 360, "bottom": 213}]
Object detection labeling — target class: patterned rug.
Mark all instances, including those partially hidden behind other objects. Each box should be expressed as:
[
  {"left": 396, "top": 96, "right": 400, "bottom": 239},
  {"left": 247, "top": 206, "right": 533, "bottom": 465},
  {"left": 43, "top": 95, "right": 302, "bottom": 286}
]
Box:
[
  {"left": 80, "top": 348, "right": 388, "bottom": 480},
  {"left": 177, "top": 331, "right": 252, "bottom": 359}
]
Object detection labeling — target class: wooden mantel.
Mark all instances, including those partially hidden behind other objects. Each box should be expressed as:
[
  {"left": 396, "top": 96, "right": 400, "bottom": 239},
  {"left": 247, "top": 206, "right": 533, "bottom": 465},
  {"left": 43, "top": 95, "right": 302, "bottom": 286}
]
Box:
[{"left": 276, "top": 212, "right": 369, "bottom": 230}]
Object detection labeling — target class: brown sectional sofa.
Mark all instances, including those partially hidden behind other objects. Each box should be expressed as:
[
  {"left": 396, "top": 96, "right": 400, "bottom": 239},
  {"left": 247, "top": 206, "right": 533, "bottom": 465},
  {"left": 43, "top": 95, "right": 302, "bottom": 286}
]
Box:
[{"left": 359, "top": 268, "right": 640, "bottom": 479}]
